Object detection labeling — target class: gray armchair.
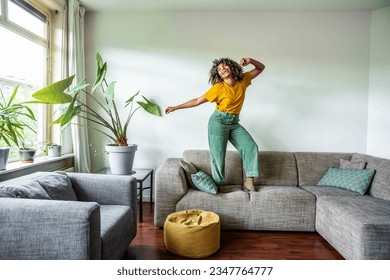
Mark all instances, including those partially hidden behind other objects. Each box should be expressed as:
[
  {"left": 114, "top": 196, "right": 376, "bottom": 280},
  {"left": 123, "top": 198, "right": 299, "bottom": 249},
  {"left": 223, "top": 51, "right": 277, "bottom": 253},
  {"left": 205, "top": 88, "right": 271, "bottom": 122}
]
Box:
[{"left": 0, "top": 172, "right": 137, "bottom": 260}]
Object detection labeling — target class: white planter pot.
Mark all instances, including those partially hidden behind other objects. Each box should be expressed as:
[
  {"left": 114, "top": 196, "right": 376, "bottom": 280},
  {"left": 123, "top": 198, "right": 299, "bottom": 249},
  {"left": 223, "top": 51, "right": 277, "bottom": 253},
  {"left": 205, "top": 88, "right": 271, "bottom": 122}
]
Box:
[
  {"left": 48, "top": 145, "right": 62, "bottom": 157},
  {"left": 0, "top": 147, "right": 10, "bottom": 170},
  {"left": 105, "top": 144, "right": 138, "bottom": 175}
]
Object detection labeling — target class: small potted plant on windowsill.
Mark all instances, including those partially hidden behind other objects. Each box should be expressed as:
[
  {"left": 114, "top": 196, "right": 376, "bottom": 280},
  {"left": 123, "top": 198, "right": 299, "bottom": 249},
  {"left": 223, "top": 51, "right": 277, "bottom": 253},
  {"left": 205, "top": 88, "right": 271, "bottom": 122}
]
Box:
[
  {"left": 18, "top": 140, "right": 38, "bottom": 163},
  {"left": 0, "top": 85, "right": 37, "bottom": 167},
  {"left": 47, "top": 142, "right": 62, "bottom": 157},
  {"left": 31, "top": 52, "right": 162, "bottom": 174}
]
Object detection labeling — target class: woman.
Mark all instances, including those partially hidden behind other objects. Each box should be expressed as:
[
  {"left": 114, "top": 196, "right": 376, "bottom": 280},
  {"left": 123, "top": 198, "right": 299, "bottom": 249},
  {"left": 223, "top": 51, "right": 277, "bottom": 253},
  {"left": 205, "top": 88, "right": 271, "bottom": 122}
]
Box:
[{"left": 166, "top": 57, "right": 265, "bottom": 192}]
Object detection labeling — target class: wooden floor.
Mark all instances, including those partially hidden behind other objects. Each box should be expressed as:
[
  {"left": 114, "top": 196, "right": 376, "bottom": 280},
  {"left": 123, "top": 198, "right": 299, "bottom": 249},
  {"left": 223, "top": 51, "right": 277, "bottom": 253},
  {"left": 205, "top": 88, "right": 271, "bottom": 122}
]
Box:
[{"left": 126, "top": 203, "right": 344, "bottom": 260}]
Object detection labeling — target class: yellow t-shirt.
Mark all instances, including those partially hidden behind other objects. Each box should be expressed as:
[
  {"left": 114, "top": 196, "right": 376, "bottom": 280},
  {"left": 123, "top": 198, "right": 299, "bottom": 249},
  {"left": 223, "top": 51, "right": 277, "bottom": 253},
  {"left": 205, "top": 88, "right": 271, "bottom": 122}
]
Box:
[{"left": 203, "top": 72, "right": 252, "bottom": 114}]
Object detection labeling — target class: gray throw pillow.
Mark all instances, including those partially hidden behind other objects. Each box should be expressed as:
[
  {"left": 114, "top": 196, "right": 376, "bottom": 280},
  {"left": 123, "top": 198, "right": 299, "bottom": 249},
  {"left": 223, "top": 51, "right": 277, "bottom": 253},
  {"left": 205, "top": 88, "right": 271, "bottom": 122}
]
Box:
[
  {"left": 0, "top": 181, "right": 51, "bottom": 199},
  {"left": 340, "top": 158, "right": 367, "bottom": 169},
  {"left": 34, "top": 172, "right": 77, "bottom": 201},
  {"left": 0, "top": 187, "right": 17, "bottom": 198},
  {"left": 180, "top": 160, "right": 198, "bottom": 189}
]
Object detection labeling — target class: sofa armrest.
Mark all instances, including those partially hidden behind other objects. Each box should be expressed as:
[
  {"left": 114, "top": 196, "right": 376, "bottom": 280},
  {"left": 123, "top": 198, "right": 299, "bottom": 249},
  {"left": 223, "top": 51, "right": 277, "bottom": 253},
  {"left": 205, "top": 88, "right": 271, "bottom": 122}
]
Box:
[
  {"left": 154, "top": 158, "right": 188, "bottom": 227},
  {"left": 0, "top": 198, "right": 101, "bottom": 260},
  {"left": 67, "top": 172, "right": 137, "bottom": 207}
]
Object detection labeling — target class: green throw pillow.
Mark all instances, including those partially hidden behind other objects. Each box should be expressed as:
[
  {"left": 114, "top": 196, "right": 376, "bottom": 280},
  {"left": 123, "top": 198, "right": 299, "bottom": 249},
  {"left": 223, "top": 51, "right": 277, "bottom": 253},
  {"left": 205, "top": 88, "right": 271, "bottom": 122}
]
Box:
[
  {"left": 191, "top": 171, "right": 218, "bottom": 195},
  {"left": 317, "top": 167, "right": 376, "bottom": 195}
]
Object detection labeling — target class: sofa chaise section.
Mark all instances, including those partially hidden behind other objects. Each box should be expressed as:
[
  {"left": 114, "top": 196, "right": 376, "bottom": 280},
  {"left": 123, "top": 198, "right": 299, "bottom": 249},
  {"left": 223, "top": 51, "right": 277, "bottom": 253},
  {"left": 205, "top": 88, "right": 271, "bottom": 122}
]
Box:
[
  {"left": 295, "top": 152, "right": 390, "bottom": 260},
  {"left": 316, "top": 195, "right": 390, "bottom": 259}
]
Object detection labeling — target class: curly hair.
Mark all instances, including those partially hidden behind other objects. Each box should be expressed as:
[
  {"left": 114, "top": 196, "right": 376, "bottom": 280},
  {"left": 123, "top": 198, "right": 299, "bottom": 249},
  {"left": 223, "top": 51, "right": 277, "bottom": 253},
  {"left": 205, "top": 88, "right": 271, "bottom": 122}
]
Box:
[{"left": 208, "top": 58, "right": 244, "bottom": 85}]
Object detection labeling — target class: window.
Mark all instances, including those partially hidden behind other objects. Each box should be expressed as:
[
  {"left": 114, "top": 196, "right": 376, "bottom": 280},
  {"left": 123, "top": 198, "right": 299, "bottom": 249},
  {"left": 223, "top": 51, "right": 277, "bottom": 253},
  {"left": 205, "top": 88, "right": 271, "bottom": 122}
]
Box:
[{"left": 0, "top": 0, "right": 52, "bottom": 160}]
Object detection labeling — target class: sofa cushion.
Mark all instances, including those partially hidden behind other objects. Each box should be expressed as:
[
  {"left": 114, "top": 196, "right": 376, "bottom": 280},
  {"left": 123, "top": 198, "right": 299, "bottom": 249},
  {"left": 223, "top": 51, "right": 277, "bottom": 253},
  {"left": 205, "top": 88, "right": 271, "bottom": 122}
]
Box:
[
  {"left": 34, "top": 172, "right": 77, "bottom": 201},
  {"left": 249, "top": 186, "right": 316, "bottom": 231},
  {"left": 180, "top": 160, "right": 197, "bottom": 189},
  {"left": 294, "top": 152, "right": 353, "bottom": 186},
  {"left": 0, "top": 181, "right": 51, "bottom": 199},
  {"left": 191, "top": 171, "right": 218, "bottom": 194},
  {"left": 351, "top": 154, "right": 390, "bottom": 201},
  {"left": 340, "top": 158, "right": 366, "bottom": 169},
  {"left": 183, "top": 150, "right": 243, "bottom": 185},
  {"left": 0, "top": 188, "right": 16, "bottom": 198},
  {"left": 100, "top": 205, "right": 135, "bottom": 260},
  {"left": 176, "top": 186, "right": 250, "bottom": 229},
  {"left": 300, "top": 185, "right": 361, "bottom": 198},
  {"left": 253, "top": 151, "right": 298, "bottom": 186},
  {"left": 317, "top": 167, "right": 376, "bottom": 195}
]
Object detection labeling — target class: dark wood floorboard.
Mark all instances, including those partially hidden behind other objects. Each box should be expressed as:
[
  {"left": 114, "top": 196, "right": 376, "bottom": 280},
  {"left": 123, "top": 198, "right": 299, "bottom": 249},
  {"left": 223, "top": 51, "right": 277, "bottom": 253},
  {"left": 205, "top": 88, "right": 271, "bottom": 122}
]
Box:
[{"left": 126, "top": 203, "right": 344, "bottom": 260}]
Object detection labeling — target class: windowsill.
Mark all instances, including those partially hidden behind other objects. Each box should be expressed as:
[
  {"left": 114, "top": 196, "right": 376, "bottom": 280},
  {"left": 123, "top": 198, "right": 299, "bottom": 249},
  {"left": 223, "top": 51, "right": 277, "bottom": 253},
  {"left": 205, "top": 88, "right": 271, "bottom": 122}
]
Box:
[{"left": 0, "top": 154, "right": 75, "bottom": 182}]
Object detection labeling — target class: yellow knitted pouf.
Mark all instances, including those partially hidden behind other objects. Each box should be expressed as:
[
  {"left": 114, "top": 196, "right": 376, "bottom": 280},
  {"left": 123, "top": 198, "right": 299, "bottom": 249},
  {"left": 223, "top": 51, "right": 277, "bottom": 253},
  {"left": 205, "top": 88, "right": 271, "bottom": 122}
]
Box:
[{"left": 164, "top": 209, "right": 220, "bottom": 258}]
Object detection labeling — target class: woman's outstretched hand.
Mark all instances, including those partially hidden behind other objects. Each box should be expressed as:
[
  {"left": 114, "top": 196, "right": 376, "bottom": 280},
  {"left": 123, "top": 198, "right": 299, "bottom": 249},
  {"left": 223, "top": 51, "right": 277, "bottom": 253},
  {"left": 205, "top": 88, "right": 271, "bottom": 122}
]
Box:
[
  {"left": 165, "top": 106, "right": 176, "bottom": 114},
  {"left": 165, "top": 96, "right": 207, "bottom": 114}
]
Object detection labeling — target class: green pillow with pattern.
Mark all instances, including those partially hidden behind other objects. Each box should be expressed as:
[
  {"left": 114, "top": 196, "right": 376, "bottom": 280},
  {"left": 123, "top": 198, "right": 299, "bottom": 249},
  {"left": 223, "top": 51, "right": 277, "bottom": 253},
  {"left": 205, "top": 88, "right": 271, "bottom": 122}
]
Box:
[
  {"left": 191, "top": 171, "right": 218, "bottom": 195},
  {"left": 317, "top": 167, "right": 376, "bottom": 195}
]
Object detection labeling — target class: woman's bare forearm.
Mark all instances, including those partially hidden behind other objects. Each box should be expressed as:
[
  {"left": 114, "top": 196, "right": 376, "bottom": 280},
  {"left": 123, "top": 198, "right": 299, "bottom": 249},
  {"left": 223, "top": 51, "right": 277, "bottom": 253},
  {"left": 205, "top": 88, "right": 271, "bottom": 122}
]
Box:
[
  {"left": 240, "top": 57, "right": 265, "bottom": 79},
  {"left": 165, "top": 96, "right": 208, "bottom": 114}
]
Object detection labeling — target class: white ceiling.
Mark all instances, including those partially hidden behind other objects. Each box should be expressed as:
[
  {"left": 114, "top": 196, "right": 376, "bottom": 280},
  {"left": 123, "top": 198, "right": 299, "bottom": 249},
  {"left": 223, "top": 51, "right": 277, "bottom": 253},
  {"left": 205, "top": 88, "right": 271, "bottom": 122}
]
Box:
[{"left": 80, "top": 0, "right": 390, "bottom": 12}]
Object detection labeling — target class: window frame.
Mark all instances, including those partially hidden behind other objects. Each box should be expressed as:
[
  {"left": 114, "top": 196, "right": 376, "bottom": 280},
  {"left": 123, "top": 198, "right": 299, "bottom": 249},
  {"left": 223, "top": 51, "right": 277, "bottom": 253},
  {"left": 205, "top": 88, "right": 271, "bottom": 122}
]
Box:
[
  {"left": 0, "top": 0, "right": 54, "bottom": 160},
  {"left": 0, "top": 0, "right": 49, "bottom": 49}
]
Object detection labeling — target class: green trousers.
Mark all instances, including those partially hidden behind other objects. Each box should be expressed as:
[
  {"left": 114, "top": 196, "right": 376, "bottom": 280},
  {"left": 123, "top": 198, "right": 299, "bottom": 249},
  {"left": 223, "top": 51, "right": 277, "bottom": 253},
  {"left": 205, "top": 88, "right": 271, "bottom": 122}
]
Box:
[{"left": 208, "top": 110, "right": 259, "bottom": 185}]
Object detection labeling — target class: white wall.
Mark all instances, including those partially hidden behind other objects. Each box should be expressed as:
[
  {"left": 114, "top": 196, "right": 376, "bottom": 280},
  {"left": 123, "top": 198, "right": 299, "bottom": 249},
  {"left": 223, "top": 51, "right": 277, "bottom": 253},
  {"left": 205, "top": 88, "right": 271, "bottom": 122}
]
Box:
[
  {"left": 84, "top": 10, "right": 372, "bottom": 172},
  {"left": 367, "top": 6, "right": 390, "bottom": 159}
]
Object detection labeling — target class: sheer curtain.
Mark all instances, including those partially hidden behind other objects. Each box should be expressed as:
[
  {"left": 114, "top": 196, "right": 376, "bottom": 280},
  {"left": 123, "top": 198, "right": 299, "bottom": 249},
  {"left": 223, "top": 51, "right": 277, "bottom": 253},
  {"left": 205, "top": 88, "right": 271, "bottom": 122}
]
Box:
[{"left": 67, "top": 0, "right": 91, "bottom": 172}]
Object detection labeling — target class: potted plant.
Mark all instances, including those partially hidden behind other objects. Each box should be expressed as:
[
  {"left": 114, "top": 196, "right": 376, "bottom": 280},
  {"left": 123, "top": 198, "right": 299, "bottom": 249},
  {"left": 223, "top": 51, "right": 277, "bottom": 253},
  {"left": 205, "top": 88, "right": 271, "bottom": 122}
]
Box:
[
  {"left": 18, "top": 139, "right": 38, "bottom": 163},
  {"left": 31, "top": 52, "right": 162, "bottom": 174},
  {"left": 0, "top": 85, "right": 37, "bottom": 168},
  {"left": 47, "top": 142, "right": 62, "bottom": 157}
]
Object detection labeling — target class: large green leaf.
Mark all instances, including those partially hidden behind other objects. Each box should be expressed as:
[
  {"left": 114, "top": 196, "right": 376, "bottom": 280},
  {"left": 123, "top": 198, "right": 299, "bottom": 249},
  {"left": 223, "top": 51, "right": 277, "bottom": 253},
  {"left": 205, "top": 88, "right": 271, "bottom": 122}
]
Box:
[
  {"left": 68, "top": 78, "right": 89, "bottom": 97},
  {"left": 137, "top": 96, "right": 161, "bottom": 116},
  {"left": 51, "top": 94, "right": 79, "bottom": 126},
  {"left": 32, "top": 75, "right": 75, "bottom": 104},
  {"left": 104, "top": 81, "right": 116, "bottom": 109},
  {"left": 60, "top": 105, "right": 81, "bottom": 127},
  {"left": 7, "top": 85, "right": 18, "bottom": 107},
  {"left": 96, "top": 52, "right": 104, "bottom": 69},
  {"left": 92, "top": 53, "right": 107, "bottom": 93}
]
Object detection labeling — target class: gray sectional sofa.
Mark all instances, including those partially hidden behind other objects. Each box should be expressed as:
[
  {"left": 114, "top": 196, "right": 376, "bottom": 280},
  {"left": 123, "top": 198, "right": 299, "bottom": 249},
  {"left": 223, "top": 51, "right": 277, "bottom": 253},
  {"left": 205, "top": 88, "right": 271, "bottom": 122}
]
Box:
[
  {"left": 0, "top": 171, "right": 137, "bottom": 260},
  {"left": 154, "top": 150, "right": 390, "bottom": 260}
]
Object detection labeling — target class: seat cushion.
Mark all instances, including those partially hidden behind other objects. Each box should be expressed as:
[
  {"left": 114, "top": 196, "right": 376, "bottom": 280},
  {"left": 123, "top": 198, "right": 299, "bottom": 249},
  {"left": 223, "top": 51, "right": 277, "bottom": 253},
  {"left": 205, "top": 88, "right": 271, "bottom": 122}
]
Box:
[
  {"left": 100, "top": 205, "right": 135, "bottom": 260},
  {"left": 249, "top": 186, "right": 316, "bottom": 231},
  {"left": 176, "top": 186, "right": 250, "bottom": 229}
]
